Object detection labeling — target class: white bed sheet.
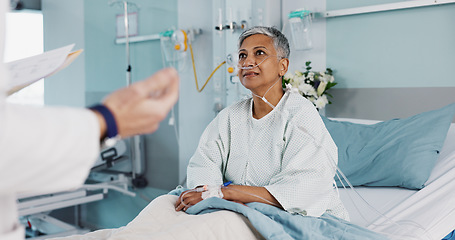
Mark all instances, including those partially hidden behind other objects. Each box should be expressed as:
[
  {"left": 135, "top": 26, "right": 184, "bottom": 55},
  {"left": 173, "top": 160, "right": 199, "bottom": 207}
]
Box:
[
  {"left": 336, "top": 119, "right": 455, "bottom": 240},
  {"left": 52, "top": 194, "right": 263, "bottom": 240},
  {"left": 54, "top": 120, "right": 455, "bottom": 240}
]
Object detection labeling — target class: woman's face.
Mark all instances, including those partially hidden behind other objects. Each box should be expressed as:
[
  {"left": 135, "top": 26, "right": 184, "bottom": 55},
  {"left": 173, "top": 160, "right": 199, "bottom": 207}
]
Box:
[{"left": 237, "top": 34, "right": 288, "bottom": 95}]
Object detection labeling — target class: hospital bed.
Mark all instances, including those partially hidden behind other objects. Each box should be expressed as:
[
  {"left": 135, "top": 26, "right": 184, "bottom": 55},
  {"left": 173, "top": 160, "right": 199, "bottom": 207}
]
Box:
[
  {"left": 17, "top": 140, "right": 139, "bottom": 239},
  {"left": 336, "top": 118, "right": 455, "bottom": 240},
  {"left": 51, "top": 118, "right": 455, "bottom": 240}
]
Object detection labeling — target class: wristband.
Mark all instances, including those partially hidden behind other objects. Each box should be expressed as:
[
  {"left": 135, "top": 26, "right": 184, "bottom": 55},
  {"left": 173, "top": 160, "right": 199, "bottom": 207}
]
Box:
[{"left": 89, "top": 104, "right": 120, "bottom": 147}]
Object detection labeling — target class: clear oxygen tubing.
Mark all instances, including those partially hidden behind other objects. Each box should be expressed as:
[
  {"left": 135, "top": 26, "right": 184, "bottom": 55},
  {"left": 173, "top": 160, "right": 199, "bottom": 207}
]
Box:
[
  {"left": 179, "top": 182, "right": 281, "bottom": 209},
  {"left": 238, "top": 55, "right": 274, "bottom": 70},
  {"left": 178, "top": 86, "right": 433, "bottom": 239},
  {"left": 160, "top": 30, "right": 226, "bottom": 93},
  {"left": 178, "top": 111, "right": 431, "bottom": 239},
  {"left": 224, "top": 181, "right": 432, "bottom": 239},
  {"left": 242, "top": 85, "right": 431, "bottom": 240},
  {"left": 262, "top": 92, "right": 432, "bottom": 240},
  {"left": 179, "top": 189, "right": 201, "bottom": 209},
  {"left": 179, "top": 182, "right": 228, "bottom": 208},
  {"left": 222, "top": 186, "right": 282, "bottom": 208},
  {"left": 238, "top": 54, "right": 282, "bottom": 109},
  {"left": 188, "top": 43, "right": 225, "bottom": 92},
  {"left": 250, "top": 77, "right": 282, "bottom": 110}
]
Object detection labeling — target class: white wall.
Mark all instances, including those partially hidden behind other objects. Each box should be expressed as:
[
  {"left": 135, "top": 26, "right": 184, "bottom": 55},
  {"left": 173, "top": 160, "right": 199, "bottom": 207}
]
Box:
[
  {"left": 281, "top": 0, "right": 326, "bottom": 74},
  {"left": 176, "top": 0, "right": 287, "bottom": 184},
  {"left": 177, "top": 0, "right": 215, "bottom": 185},
  {"left": 42, "top": 0, "right": 86, "bottom": 107},
  {"left": 324, "top": 1, "right": 455, "bottom": 120}
]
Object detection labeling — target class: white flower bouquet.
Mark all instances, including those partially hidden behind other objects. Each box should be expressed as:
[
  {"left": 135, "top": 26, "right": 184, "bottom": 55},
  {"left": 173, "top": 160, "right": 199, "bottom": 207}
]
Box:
[{"left": 282, "top": 61, "right": 337, "bottom": 110}]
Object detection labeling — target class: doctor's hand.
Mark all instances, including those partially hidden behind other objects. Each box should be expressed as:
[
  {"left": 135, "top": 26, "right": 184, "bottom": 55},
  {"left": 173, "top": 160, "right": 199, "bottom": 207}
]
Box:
[
  {"left": 93, "top": 68, "right": 179, "bottom": 138},
  {"left": 175, "top": 189, "right": 203, "bottom": 212}
]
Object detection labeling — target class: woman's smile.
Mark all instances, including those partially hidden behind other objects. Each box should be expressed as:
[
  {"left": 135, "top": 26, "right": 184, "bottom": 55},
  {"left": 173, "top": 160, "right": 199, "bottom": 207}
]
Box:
[{"left": 242, "top": 70, "right": 259, "bottom": 78}]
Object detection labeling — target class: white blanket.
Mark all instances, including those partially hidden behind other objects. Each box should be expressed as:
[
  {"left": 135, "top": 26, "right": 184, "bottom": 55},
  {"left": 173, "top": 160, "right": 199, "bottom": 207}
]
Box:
[
  {"left": 53, "top": 195, "right": 263, "bottom": 240},
  {"left": 54, "top": 121, "right": 455, "bottom": 240}
]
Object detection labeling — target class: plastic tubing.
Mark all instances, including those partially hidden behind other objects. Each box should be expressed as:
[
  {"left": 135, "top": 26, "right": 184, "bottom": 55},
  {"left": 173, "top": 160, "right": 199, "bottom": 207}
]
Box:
[
  {"left": 189, "top": 43, "right": 225, "bottom": 92},
  {"left": 179, "top": 186, "right": 211, "bottom": 208},
  {"left": 280, "top": 107, "right": 431, "bottom": 240},
  {"left": 250, "top": 77, "right": 282, "bottom": 110},
  {"left": 222, "top": 186, "right": 282, "bottom": 208},
  {"left": 238, "top": 55, "right": 272, "bottom": 70},
  {"left": 180, "top": 184, "right": 281, "bottom": 209}
]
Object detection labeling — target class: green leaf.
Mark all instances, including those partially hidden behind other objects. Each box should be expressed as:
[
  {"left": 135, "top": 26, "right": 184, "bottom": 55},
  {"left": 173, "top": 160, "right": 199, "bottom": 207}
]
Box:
[
  {"left": 305, "top": 61, "right": 311, "bottom": 66},
  {"left": 326, "top": 82, "right": 337, "bottom": 88}
]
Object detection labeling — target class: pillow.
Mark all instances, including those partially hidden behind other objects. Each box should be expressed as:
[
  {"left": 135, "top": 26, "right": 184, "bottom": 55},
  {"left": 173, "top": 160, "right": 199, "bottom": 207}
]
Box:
[
  {"left": 424, "top": 123, "right": 455, "bottom": 185},
  {"left": 321, "top": 103, "right": 455, "bottom": 190}
]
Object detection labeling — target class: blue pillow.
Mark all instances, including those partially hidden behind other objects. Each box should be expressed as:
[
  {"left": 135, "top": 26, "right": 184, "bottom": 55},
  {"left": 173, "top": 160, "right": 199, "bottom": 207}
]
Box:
[{"left": 322, "top": 103, "right": 455, "bottom": 190}]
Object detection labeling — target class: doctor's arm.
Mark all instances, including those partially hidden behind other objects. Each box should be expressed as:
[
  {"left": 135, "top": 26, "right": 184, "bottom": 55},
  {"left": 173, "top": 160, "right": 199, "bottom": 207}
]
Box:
[
  {"left": 92, "top": 67, "right": 179, "bottom": 139},
  {"left": 0, "top": 68, "right": 179, "bottom": 194}
]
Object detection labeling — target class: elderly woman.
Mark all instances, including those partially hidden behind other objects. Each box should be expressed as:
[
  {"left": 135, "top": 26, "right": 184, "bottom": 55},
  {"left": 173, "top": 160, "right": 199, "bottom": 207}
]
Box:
[
  {"left": 175, "top": 26, "right": 349, "bottom": 221},
  {"left": 54, "top": 27, "right": 388, "bottom": 240}
]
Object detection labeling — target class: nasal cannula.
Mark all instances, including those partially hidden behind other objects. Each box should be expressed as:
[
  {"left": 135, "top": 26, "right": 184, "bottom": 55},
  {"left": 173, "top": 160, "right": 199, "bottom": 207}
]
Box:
[
  {"left": 238, "top": 54, "right": 281, "bottom": 110},
  {"left": 250, "top": 77, "right": 282, "bottom": 110},
  {"left": 238, "top": 55, "right": 274, "bottom": 70},
  {"left": 237, "top": 54, "right": 431, "bottom": 239},
  {"left": 181, "top": 54, "right": 431, "bottom": 240}
]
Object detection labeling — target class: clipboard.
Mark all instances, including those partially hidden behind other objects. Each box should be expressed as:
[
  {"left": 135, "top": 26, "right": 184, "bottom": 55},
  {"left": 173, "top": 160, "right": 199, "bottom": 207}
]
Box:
[{"left": 6, "top": 44, "right": 83, "bottom": 96}]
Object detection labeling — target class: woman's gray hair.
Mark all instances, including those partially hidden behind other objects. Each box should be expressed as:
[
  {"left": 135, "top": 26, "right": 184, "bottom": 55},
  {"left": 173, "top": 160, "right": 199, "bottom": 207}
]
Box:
[{"left": 238, "top": 26, "right": 290, "bottom": 59}]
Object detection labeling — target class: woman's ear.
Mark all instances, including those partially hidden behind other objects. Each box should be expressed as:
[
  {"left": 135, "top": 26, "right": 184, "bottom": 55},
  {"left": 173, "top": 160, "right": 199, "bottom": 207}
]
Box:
[{"left": 279, "top": 58, "right": 290, "bottom": 77}]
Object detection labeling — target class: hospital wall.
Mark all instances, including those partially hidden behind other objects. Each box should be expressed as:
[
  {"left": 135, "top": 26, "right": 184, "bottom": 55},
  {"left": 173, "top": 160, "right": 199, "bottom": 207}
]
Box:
[
  {"left": 177, "top": 0, "right": 283, "bottom": 185},
  {"left": 42, "top": 0, "right": 182, "bottom": 228},
  {"left": 43, "top": 0, "right": 180, "bottom": 190},
  {"left": 39, "top": 0, "right": 455, "bottom": 230},
  {"left": 42, "top": 0, "right": 219, "bottom": 229},
  {"left": 283, "top": 0, "right": 455, "bottom": 121},
  {"left": 323, "top": 1, "right": 455, "bottom": 120},
  {"left": 282, "top": 0, "right": 326, "bottom": 75},
  {"left": 176, "top": 0, "right": 217, "bottom": 186},
  {"left": 42, "top": 0, "right": 85, "bottom": 108}
]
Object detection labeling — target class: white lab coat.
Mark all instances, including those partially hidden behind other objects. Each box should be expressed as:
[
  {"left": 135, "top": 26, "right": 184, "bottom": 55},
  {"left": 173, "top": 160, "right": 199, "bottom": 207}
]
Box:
[{"left": 0, "top": 2, "right": 100, "bottom": 239}]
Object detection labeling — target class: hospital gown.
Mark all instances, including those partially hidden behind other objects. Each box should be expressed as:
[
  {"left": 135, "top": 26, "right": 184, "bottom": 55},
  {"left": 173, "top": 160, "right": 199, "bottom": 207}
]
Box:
[{"left": 187, "top": 91, "right": 349, "bottom": 220}]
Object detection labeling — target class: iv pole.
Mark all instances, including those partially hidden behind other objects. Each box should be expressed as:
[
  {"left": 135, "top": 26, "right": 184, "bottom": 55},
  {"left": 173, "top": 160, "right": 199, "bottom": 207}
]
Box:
[
  {"left": 123, "top": 1, "right": 132, "bottom": 86},
  {"left": 120, "top": 1, "right": 146, "bottom": 187},
  {"left": 123, "top": 1, "right": 135, "bottom": 180}
]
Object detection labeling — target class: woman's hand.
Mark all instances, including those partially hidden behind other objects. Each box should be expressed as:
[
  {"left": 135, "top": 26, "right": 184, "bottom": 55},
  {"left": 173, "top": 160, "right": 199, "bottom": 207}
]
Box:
[{"left": 175, "top": 189, "right": 203, "bottom": 212}]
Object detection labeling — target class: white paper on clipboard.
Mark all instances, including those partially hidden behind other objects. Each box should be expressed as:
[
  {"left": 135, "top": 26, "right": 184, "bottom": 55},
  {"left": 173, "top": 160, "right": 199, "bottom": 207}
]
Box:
[{"left": 5, "top": 44, "right": 83, "bottom": 95}]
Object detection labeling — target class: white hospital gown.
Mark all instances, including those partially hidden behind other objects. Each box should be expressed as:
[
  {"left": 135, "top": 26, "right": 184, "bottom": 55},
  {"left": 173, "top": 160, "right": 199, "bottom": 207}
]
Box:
[{"left": 187, "top": 91, "right": 349, "bottom": 220}]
